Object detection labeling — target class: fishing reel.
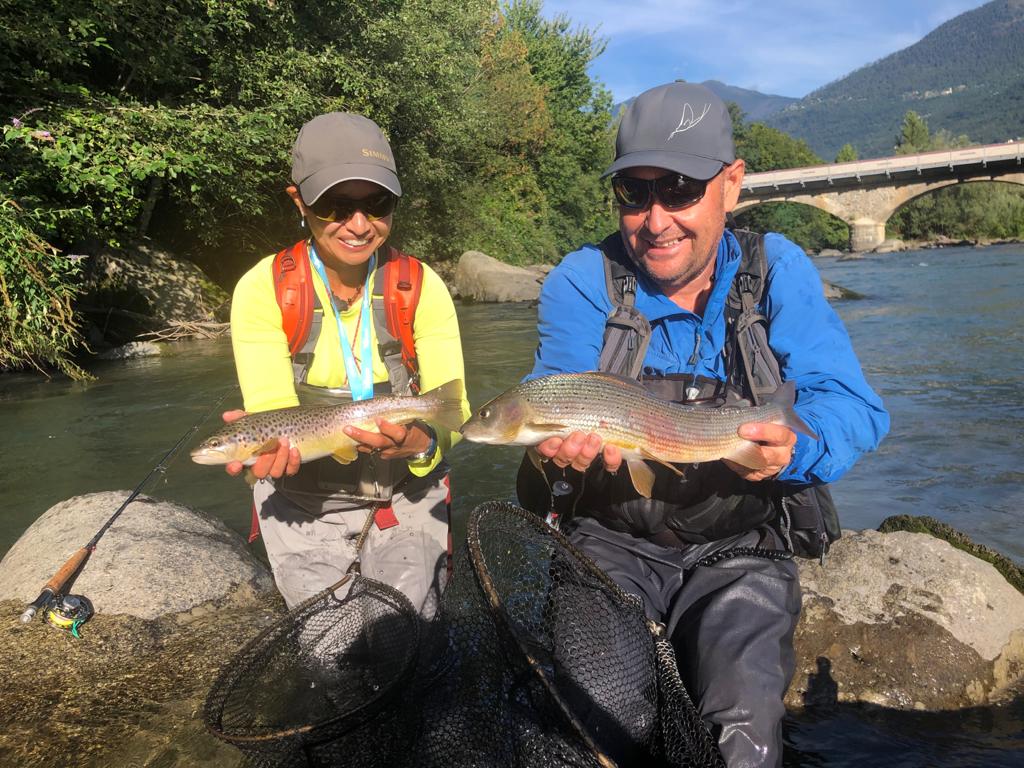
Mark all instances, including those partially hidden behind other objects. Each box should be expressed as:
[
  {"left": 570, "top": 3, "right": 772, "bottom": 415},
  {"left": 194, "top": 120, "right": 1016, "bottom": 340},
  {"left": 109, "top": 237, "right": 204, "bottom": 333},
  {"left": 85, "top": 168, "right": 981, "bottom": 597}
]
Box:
[{"left": 43, "top": 594, "right": 95, "bottom": 638}]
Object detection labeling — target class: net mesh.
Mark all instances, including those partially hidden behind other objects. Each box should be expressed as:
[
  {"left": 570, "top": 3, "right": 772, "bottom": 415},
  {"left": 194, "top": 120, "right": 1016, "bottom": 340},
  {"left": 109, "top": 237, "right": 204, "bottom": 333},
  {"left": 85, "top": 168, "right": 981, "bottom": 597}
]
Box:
[{"left": 204, "top": 501, "right": 724, "bottom": 768}]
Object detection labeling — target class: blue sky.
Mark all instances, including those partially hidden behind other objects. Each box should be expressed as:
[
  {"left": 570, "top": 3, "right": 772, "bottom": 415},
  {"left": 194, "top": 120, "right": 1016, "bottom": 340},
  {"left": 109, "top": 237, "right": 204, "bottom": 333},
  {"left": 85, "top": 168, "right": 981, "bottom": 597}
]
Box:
[{"left": 540, "top": 0, "right": 990, "bottom": 101}]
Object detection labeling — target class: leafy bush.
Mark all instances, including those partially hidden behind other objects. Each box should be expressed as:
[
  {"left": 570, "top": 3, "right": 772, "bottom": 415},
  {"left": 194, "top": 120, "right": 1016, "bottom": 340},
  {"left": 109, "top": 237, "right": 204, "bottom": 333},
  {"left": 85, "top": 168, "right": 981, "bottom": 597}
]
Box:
[
  {"left": 0, "top": 0, "right": 614, "bottom": 375},
  {"left": 0, "top": 201, "right": 88, "bottom": 378}
]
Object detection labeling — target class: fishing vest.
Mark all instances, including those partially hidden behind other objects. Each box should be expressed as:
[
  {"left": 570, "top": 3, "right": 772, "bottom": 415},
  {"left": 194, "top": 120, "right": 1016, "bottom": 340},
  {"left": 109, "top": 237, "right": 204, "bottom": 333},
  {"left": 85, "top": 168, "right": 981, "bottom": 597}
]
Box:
[
  {"left": 541, "top": 231, "right": 839, "bottom": 558},
  {"left": 270, "top": 241, "right": 427, "bottom": 504}
]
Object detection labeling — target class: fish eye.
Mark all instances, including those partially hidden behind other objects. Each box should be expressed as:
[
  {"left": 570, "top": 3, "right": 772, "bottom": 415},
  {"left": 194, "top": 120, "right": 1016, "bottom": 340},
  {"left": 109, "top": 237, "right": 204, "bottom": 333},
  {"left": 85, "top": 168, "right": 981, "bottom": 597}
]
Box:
[
  {"left": 209, "top": 438, "right": 221, "bottom": 447},
  {"left": 478, "top": 407, "right": 491, "bottom": 421}
]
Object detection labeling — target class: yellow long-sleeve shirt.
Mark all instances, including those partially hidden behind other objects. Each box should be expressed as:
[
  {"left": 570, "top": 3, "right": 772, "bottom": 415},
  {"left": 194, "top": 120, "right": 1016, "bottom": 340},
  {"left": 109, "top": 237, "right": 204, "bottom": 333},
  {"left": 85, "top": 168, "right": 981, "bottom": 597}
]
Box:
[{"left": 230, "top": 245, "right": 470, "bottom": 475}]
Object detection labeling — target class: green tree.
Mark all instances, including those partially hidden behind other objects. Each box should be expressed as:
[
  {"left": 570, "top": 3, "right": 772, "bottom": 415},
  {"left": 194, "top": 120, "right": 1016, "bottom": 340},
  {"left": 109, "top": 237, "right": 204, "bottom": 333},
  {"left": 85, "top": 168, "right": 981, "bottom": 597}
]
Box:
[
  {"left": 896, "top": 110, "right": 931, "bottom": 155},
  {"left": 0, "top": 0, "right": 616, "bottom": 374},
  {"left": 834, "top": 143, "right": 859, "bottom": 162}
]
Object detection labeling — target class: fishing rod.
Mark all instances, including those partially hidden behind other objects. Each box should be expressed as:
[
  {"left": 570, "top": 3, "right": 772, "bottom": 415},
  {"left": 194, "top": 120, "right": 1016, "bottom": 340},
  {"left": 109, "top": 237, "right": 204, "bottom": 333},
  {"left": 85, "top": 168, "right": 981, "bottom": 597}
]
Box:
[{"left": 19, "top": 387, "right": 234, "bottom": 626}]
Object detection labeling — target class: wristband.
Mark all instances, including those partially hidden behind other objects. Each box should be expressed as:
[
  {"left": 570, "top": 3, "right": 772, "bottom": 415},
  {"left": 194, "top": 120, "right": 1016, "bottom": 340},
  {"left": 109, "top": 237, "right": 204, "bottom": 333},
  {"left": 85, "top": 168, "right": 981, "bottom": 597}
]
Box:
[{"left": 407, "top": 422, "right": 437, "bottom": 463}]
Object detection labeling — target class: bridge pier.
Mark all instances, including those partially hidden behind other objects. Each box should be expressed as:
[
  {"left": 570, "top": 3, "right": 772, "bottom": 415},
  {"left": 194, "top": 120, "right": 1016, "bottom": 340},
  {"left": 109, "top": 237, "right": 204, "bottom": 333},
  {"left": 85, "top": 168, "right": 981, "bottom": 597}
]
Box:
[{"left": 850, "top": 218, "right": 886, "bottom": 253}]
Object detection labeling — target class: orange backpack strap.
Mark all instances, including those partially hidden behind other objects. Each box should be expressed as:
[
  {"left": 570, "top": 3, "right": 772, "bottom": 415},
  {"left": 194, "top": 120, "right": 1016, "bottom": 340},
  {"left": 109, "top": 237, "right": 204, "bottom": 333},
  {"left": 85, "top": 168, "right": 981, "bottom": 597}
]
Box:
[
  {"left": 273, "top": 240, "right": 313, "bottom": 355},
  {"left": 372, "top": 247, "right": 424, "bottom": 394},
  {"left": 272, "top": 240, "right": 322, "bottom": 384}
]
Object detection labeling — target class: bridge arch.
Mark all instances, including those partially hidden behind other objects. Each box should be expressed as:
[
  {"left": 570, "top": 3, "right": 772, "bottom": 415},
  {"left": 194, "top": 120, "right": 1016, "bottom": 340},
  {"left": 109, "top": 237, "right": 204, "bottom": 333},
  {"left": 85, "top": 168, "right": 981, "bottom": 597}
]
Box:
[
  {"left": 883, "top": 175, "right": 1024, "bottom": 223},
  {"left": 738, "top": 143, "right": 1024, "bottom": 251},
  {"left": 732, "top": 199, "right": 850, "bottom": 249}
]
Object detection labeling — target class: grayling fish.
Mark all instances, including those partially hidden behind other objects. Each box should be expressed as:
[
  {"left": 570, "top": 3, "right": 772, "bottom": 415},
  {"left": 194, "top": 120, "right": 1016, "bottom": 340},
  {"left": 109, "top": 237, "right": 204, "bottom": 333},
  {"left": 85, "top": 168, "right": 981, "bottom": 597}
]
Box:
[
  {"left": 191, "top": 379, "right": 466, "bottom": 466},
  {"left": 460, "top": 372, "right": 815, "bottom": 497}
]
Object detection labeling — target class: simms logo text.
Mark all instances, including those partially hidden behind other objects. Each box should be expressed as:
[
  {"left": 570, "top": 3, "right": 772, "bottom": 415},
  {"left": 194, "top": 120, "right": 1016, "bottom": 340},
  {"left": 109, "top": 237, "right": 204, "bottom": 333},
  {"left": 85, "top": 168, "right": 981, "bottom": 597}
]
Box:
[{"left": 362, "top": 148, "right": 389, "bottom": 161}]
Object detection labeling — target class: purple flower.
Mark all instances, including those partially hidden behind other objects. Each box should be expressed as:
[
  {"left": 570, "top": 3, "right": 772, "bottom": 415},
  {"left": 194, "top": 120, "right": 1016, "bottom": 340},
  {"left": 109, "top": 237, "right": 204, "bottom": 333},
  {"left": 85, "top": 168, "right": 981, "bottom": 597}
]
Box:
[{"left": 11, "top": 117, "right": 22, "bottom": 128}]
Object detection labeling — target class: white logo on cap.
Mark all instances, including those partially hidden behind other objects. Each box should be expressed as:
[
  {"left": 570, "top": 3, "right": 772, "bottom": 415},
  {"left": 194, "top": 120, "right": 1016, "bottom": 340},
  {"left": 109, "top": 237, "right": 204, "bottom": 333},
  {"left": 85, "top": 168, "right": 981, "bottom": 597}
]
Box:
[{"left": 668, "top": 103, "right": 711, "bottom": 140}]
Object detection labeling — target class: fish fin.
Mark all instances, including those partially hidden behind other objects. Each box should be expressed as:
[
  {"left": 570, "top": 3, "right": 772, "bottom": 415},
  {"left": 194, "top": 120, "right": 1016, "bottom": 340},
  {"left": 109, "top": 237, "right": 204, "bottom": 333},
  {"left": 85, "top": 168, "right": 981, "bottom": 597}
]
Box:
[
  {"left": 330, "top": 444, "right": 360, "bottom": 464},
  {"left": 764, "top": 381, "right": 818, "bottom": 440},
  {"left": 527, "top": 421, "right": 569, "bottom": 433},
  {"left": 420, "top": 378, "right": 465, "bottom": 403},
  {"left": 243, "top": 469, "right": 259, "bottom": 487},
  {"left": 639, "top": 447, "right": 685, "bottom": 476},
  {"left": 625, "top": 460, "right": 656, "bottom": 498},
  {"left": 256, "top": 438, "right": 280, "bottom": 454},
  {"left": 526, "top": 446, "right": 545, "bottom": 473},
  {"left": 724, "top": 441, "right": 769, "bottom": 470},
  {"left": 420, "top": 379, "right": 467, "bottom": 433},
  {"left": 586, "top": 371, "right": 646, "bottom": 388}
]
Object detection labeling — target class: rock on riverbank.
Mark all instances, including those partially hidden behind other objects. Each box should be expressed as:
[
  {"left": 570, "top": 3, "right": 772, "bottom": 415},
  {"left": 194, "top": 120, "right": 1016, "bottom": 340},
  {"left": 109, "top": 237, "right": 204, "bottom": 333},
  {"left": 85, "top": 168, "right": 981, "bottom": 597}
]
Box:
[
  {"left": 0, "top": 492, "right": 276, "bottom": 617},
  {"left": 0, "top": 492, "right": 283, "bottom": 768},
  {"left": 787, "top": 529, "right": 1024, "bottom": 710}
]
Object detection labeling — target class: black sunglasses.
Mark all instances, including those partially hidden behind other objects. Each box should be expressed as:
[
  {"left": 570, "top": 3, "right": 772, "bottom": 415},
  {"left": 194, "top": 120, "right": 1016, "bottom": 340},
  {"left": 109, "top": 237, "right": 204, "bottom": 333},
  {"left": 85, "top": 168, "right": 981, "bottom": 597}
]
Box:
[
  {"left": 611, "top": 171, "right": 718, "bottom": 211},
  {"left": 306, "top": 189, "right": 397, "bottom": 223}
]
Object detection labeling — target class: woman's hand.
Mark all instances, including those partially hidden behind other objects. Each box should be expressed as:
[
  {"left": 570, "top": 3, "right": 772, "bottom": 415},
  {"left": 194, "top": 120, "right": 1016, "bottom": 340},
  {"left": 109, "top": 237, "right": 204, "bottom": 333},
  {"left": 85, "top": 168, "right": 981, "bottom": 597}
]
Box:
[
  {"left": 535, "top": 432, "right": 622, "bottom": 474},
  {"left": 344, "top": 419, "right": 433, "bottom": 461},
  {"left": 723, "top": 421, "right": 796, "bottom": 482},
  {"left": 220, "top": 410, "right": 302, "bottom": 479}
]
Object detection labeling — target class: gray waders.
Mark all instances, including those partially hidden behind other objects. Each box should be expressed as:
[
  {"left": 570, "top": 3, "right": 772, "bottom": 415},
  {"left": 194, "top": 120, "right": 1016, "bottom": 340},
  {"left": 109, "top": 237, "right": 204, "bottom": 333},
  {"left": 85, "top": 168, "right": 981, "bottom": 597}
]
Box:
[{"left": 567, "top": 518, "right": 800, "bottom": 768}]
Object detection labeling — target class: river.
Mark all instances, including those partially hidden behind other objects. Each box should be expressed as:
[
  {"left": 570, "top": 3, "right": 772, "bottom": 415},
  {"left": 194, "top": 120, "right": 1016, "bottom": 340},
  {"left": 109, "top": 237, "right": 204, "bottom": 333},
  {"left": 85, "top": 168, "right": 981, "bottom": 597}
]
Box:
[{"left": 2, "top": 243, "right": 1023, "bottom": 765}]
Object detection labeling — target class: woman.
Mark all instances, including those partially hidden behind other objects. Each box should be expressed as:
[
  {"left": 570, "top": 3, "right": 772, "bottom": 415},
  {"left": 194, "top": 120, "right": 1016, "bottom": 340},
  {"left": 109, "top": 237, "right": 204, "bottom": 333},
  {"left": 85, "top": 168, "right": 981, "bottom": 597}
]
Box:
[{"left": 224, "top": 112, "right": 470, "bottom": 614}]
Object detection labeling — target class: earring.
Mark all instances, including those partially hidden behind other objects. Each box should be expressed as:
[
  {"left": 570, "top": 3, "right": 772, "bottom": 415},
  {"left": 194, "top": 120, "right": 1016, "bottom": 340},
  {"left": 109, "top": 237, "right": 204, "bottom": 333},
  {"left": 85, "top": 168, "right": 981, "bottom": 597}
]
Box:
[{"left": 300, "top": 217, "right": 307, "bottom": 229}]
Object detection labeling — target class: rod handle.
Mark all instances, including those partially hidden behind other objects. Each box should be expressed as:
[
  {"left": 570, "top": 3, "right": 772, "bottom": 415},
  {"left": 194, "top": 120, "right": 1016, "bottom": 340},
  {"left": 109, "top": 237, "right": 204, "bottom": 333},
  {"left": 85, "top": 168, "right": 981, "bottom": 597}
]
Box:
[{"left": 43, "top": 546, "right": 91, "bottom": 594}]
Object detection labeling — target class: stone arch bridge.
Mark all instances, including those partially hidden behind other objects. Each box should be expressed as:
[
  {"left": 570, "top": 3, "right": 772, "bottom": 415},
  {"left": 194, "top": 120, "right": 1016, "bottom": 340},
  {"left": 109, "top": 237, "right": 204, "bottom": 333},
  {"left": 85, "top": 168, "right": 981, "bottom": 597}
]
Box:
[{"left": 736, "top": 142, "right": 1024, "bottom": 251}]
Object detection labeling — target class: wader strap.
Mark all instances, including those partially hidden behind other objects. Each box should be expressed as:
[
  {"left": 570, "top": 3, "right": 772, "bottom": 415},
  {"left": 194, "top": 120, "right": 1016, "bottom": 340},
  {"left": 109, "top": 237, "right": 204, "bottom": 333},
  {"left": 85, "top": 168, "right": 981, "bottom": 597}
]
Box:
[
  {"left": 372, "top": 291, "right": 412, "bottom": 395},
  {"left": 725, "top": 229, "right": 782, "bottom": 405},
  {"left": 292, "top": 291, "right": 323, "bottom": 385},
  {"left": 598, "top": 234, "right": 651, "bottom": 379}
]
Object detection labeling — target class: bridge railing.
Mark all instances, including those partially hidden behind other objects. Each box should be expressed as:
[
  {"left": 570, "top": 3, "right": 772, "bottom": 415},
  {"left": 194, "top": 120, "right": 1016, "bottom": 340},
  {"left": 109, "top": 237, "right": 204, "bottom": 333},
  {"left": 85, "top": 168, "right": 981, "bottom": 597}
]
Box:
[{"left": 742, "top": 141, "right": 1024, "bottom": 192}]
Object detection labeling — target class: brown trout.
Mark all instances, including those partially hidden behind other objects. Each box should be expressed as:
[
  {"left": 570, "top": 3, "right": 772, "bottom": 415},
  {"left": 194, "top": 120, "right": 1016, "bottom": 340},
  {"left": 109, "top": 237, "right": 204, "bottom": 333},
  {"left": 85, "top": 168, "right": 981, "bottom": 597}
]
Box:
[
  {"left": 190, "top": 379, "right": 466, "bottom": 466},
  {"left": 459, "top": 372, "right": 815, "bottom": 497}
]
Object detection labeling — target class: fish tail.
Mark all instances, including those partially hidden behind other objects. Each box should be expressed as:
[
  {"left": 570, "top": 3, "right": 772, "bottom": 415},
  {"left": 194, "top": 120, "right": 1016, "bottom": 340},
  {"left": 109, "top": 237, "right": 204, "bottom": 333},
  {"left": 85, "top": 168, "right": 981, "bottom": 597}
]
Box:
[
  {"left": 421, "top": 378, "right": 467, "bottom": 433},
  {"left": 765, "top": 381, "right": 818, "bottom": 440}
]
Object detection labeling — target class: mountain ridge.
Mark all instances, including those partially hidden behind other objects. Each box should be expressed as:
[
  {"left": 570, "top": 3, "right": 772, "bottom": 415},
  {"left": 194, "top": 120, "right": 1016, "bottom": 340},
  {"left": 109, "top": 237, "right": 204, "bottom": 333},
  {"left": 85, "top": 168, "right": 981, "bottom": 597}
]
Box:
[{"left": 762, "top": 0, "right": 1024, "bottom": 158}]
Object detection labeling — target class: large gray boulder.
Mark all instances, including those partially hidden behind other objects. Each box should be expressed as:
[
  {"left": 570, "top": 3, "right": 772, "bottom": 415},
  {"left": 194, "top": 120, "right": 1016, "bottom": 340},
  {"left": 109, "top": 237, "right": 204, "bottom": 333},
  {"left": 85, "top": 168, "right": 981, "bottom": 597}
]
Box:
[
  {"left": 455, "top": 250, "right": 546, "bottom": 303},
  {"left": 84, "top": 243, "right": 228, "bottom": 326},
  {"left": 0, "top": 492, "right": 275, "bottom": 619},
  {"left": 788, "top": 530, "right": 1024, "bottom": 710}
]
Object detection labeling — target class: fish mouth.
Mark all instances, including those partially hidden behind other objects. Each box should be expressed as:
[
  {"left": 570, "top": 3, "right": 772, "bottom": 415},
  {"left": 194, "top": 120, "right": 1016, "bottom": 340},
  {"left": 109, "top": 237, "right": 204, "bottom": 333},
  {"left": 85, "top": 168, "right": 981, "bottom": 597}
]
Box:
[
  {"left": 459, "top": 422, "right": 499, "bottom": 444},
  {"left": 190, "top": 447, "right": 232, "bottom": 465}
]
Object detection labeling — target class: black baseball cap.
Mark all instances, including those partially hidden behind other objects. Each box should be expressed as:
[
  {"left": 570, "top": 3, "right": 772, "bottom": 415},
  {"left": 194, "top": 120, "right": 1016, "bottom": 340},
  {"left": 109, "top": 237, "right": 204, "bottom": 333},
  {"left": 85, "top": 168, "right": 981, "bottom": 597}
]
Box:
[
  {"left": 604, "top": 82, "right": 735, "bottom": 181},
  {"left": 291, "top": 112, "right": 402, "bottom": 204}
]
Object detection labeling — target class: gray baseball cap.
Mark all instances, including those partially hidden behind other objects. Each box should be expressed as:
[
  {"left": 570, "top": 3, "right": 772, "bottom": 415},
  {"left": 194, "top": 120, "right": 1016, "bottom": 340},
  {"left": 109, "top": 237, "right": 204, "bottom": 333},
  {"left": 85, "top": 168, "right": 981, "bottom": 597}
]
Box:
[
  {"left": 604, "top": 82, "right": 735, "bottom": 181},
  {"left": 290, "top": 112, "right": 402, "bottom": 204}
]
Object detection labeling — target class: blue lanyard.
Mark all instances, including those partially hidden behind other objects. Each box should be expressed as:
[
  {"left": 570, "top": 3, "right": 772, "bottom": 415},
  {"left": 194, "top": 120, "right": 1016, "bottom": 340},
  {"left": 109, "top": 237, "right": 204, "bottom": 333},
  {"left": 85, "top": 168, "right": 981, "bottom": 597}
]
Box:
[{"left": 307, "top": 242, "right": 375, "bottom": 401}]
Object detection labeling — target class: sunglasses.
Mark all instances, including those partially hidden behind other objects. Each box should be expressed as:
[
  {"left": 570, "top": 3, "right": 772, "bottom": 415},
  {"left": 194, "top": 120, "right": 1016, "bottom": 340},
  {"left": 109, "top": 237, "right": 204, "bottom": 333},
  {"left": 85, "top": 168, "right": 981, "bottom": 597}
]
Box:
[
  {"left": 611, "top": 171, "right": 717, "bottom": 211},
  {"left": 306, "top": 189, "right": 397, "bottom": 223}
]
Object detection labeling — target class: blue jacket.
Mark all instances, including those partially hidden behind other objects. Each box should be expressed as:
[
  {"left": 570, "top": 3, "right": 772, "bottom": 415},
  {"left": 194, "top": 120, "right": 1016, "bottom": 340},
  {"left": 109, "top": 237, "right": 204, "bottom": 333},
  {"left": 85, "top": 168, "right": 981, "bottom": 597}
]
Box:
[{"left": 529, "top": 229, "right": 889, "bottom": 486}]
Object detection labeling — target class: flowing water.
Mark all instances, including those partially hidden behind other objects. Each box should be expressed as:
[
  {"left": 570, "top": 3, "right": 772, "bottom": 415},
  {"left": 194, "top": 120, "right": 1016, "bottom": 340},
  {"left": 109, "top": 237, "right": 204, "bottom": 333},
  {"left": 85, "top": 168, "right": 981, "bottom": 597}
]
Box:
[{"left": 2, "top": 243, "right": 1022, "bottom": 765}]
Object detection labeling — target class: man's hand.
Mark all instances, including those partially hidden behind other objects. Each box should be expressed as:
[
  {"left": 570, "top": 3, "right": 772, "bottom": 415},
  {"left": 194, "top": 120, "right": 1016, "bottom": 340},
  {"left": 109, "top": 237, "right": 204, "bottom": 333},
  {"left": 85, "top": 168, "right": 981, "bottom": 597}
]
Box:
[
  {"left": 724, "top": 421, "right": 796, "bottom": 482},
  {"left": 535, "top": 432, "right": 622, "bottom": 474},
  {"left": 221, "top": 409, "right": 301, "bottom": 479},
  {"left": 344, "top": 419, "right": 433, "bottom": 461}
]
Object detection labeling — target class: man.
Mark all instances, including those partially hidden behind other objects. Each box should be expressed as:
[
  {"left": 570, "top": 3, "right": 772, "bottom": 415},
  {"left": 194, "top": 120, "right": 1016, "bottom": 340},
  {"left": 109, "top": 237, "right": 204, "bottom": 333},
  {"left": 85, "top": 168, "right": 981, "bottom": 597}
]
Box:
[{"left": 517, "top": 82, "right": 889, "bottom": 766}]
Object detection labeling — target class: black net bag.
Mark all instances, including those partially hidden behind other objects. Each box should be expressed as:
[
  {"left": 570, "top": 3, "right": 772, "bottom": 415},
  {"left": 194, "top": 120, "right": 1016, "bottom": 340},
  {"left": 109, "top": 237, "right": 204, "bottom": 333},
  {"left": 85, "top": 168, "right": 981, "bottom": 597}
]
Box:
[
  {"left": 203, "top": 575, "right": 421, "bottom": 768},
  {"left": 413, "top": 501, "right": 724, "bottom": 768},
  {"left": 204, "top": 501, "right": 723, "bottom": 768}
]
